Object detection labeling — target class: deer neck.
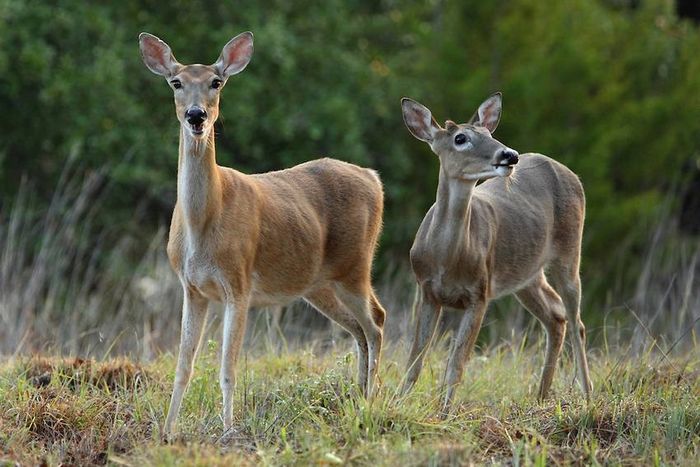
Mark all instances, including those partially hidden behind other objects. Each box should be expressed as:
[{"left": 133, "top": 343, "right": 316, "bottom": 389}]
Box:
[
  {"left": 430, "top": 167, "right": 477, "bottom": 262},
  {"left": 177, "top": 127, "right": 223, "bottom": 237}
]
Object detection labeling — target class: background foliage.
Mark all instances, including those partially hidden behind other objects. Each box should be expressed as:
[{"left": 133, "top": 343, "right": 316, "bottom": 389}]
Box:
[
  {"left": 0, "top": 0, "right": 698, "bottom": 329},
  {"left": 1, "top": 3, "right": 698, "bottom": 463}
]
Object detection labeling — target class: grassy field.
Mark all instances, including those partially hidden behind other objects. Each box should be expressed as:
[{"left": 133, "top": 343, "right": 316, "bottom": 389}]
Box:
[
  {"left": 1, "top": 337, "right": 698, "bottom": 466},
  {"left": 1, "top": 167, "right": 697, "bottom": 465}
]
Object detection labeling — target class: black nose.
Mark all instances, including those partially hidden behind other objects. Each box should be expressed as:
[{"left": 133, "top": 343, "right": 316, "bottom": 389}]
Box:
[
  {"left": 500, "top": 149, "right": 519, "bottom": 165},
  {"left": 185, "top": 107, "right": 207, "bottom": 125}
]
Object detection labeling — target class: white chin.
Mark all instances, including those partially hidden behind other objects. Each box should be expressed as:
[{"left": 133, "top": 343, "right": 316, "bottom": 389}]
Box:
[
  {"left": 186, "top": 125, "right": 209, "bottom": 138},
  {"left": 494, "top": 166, "right": 514, "bottom": 177},
  {"left": 461, "top": 170, "right": 498, "bottom": 181}
]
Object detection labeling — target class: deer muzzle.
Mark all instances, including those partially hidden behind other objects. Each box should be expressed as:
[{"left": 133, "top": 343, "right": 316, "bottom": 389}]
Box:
[
  {"left": 494, "top": 148, "right": 519, "bottom": 167},
  {"left": 185, "top": 107, "right": 207, "bottom": 134}
]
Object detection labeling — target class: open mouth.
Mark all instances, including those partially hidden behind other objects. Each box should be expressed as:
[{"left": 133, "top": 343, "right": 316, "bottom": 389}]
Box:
[{"left": 190, "top": 123, "right": 204, "bottom": 135}]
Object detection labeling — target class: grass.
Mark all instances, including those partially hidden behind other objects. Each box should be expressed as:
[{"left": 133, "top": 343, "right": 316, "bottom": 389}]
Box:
[
  {"left": 1, "top": 338, "right": 698, "bottom": 466},
  {"left": 1, "top": 164, "right": 698, "bottom": 465}
]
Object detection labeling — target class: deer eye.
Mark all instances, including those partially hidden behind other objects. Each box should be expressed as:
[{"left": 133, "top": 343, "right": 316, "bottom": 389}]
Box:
[
  {"left": 211, "top": 79, "right": 222, "bottom": 89},
  {"left": 170, "top": 80, "right": 182, "bottom": 89},
  {"left": 454, "top": 134, "right": 467, "bottom": 145}
]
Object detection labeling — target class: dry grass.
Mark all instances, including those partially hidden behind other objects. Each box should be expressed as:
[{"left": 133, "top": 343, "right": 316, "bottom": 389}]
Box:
[
  {"left": 1, "top": 165, "right": 698, "bottom": 466},
  {"left": 1, "top": 164, "right": 698, "bottom": 360},
  {"left": 0, "top": 342, "right": 698, "bottom": 466},
  {"left": 1, "top": 357, "right": 162, "bottom": 465}
]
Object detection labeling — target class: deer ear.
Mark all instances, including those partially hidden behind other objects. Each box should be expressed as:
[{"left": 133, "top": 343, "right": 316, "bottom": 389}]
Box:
[
  {"left": 139, "top": 33, "right": 180, "bottom": 77},
  {"left": 214, "top": 31, "right": 254, "bottom": 78},
  {"left": 401, "top": 98, "right": 441, "bottom": 143},
  {"left": 468, "top": 92, "right": 502, "bottom": 133}
]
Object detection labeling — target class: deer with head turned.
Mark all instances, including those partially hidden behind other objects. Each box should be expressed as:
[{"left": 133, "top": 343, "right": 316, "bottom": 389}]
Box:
[
  {"left": 139, "top": 31, "right": 387, "bottom": 436},
  {"left": 400, "top": 93, "right": 592, "bottom": 412}
]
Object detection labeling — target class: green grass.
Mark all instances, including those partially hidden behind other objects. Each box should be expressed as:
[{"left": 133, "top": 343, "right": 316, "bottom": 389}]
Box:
[{"left": 1, "top": 339, "right": 698, "bottom": 466}]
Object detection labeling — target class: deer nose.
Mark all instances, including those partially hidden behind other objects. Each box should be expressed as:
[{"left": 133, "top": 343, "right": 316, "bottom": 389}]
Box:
[
  {"left": 185, "top": 107, "right": 207, "bottom": 125},
  {"left": 499, "top": 149, "right": 519, "bottom": 165}
]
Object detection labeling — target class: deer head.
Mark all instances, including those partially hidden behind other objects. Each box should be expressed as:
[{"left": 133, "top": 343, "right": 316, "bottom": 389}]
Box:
[
  {"left": 139, "top": 32, "right": 254, "bottom": 139},
  {"left": 401, "top": 93, "right": 519, "bottom": 181}
]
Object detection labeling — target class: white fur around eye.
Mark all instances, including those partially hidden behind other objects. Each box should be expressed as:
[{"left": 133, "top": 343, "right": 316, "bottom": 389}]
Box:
[{"left": 456, "top": 141, "right": 474, "bottom": 151}]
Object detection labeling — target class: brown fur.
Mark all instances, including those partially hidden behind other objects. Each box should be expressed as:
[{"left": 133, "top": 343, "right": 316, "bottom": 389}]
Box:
[
  {"left": 400, "top": 95, "right": 593, "bottom": 413},
  {"left": 139, "top": 32, "right": 386, "bottom": 436}
]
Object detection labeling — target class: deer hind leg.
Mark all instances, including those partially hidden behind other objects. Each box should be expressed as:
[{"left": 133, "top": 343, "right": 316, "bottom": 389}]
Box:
[
  {"left": 265, "top": 306, "right": 285, "bottom": 354},
  {"left": 401, "top": 286, "right": 442, "bottom": 395},
  {"left": 220, "top": 293, "right": 251, "bottom": 431},
  {"left": 305, "top": 285, "right": 370, "bottom": 394},
  {"left": 335, "top": 283, "right": 383, "bottom": 398},
  {"left": 164, "top": 288, "right": 209, "bottom": 437},
  {"left": 550, "top": 264, "right": 593, "bottom": 399},
  {"left": 515, "top": 271, "right": 567, "bottom": 400},
  {"left": 370, "top": 290, "right": 386, "bottom": 330},
  {"left": 442, "top": 302, "right": 487, "bottom": 414}
]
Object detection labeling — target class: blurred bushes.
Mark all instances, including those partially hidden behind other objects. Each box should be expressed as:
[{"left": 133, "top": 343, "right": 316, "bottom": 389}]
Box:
[{"left": 0, "top": 0, "right": 698, "bottom": 305}]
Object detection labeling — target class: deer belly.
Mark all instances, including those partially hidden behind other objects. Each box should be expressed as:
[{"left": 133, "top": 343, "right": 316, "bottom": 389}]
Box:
[{"left": 249, "top": 272, "right": 301, "bottom": 308}]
